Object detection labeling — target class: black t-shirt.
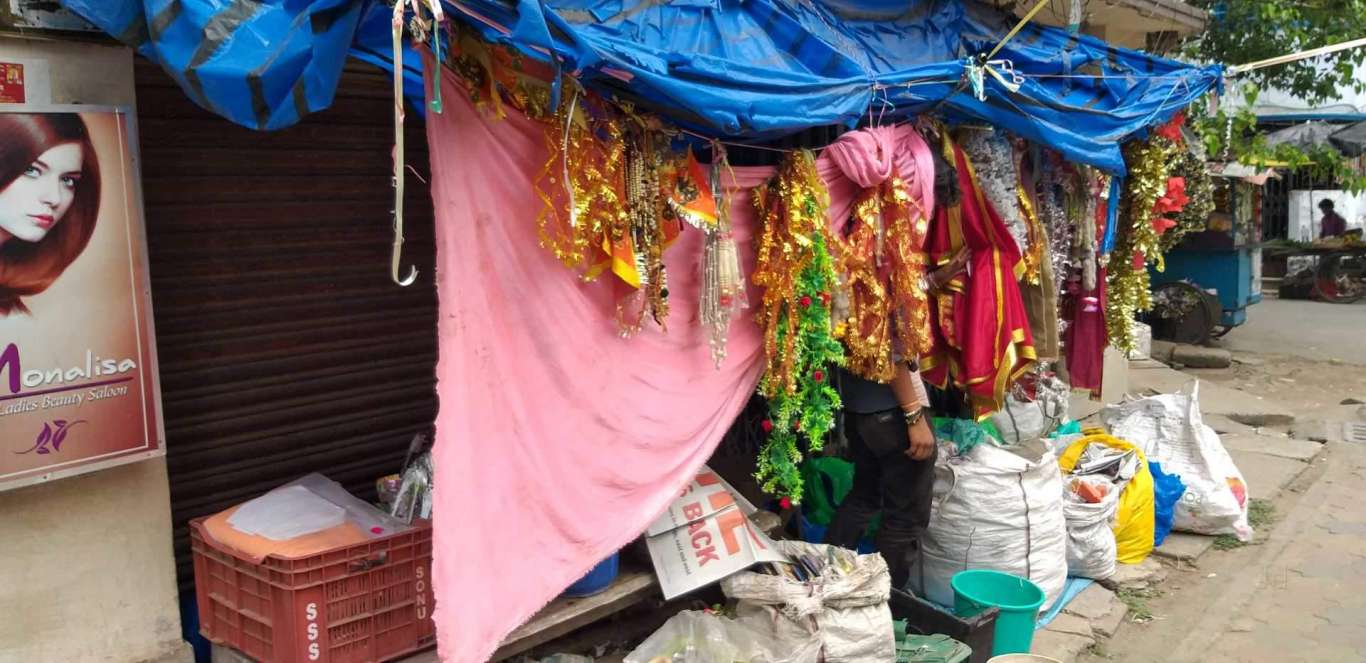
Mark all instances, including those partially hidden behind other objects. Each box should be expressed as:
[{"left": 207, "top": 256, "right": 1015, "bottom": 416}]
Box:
[{"left": 836, "top": 367, "right": 900, "bottom": 414}]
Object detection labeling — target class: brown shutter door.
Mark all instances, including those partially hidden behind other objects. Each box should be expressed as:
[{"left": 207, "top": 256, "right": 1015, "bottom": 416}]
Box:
[{"left": 136, "top": 60, "right": 439, "bottom": 592}]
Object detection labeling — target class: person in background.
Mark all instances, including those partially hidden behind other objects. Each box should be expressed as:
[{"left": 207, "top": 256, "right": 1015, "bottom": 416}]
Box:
[
  {"left": 1319, "top": 199, "right": 1347, "bottom": 239},
  {"left": 825, "top": 248, "right": 969, "bottom": 590}
]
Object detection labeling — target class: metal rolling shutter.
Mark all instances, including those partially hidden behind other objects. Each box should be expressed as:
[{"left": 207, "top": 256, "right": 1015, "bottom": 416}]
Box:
[{"left": 135, "top": 60, "right": 438, "bottom": 592}]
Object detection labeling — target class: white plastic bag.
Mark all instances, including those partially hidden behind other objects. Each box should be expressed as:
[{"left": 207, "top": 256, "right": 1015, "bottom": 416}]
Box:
[
  {"left": 721, "top": 541, "right": 894, "bottom": 663},
  {"left": 990, "top": 376, "right": 1070, "bottom": 444},
  {"left": 228, "top": 485, "right": 346, "bottom": 540},
  {"left": 912, "top": 440, "right": 1069, "bottom": 610},
  {"left": 1101, "top": 381, "right": 1252, "bottom": 541},
  {"left": 227, "top": 473, "right": 410, "bottom": 541},
  {"left": 1063, "top": 484, "right": 1120, "bottom": 580},
  {"left": 624, "top": 610, "right": 821, "bottom": 663}
]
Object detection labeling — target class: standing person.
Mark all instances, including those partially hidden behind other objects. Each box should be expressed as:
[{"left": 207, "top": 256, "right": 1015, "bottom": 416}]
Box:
[
  {"left": 1319, "top": 199, "right": 1347, "bottom": 239},
  {"left": 825, "top": 248, "right": 968, "bottom": 589}
]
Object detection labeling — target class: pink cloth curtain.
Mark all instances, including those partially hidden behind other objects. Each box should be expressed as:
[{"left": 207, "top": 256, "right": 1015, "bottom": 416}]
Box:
[{"left": 425, "top": 58, "right": 935, "bottom": 661}]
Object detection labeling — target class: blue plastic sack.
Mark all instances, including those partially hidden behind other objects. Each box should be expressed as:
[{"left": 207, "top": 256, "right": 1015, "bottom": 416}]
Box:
[{"left": 1149, "top": 461, "right": 1187, "bottom": 547}]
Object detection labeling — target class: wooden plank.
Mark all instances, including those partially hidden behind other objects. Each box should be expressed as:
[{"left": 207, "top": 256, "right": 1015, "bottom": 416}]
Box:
[
  {"left": 481, "top": 570, "right": 659, "bottom": 661},
  {"left": 394, "top": 570, "right": 660, "bottom": 663}
]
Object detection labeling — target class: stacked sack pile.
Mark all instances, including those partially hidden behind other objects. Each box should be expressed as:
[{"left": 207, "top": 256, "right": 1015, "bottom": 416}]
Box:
[{"left": 913, "top": 379, "right": 1250, "bottom": 613}]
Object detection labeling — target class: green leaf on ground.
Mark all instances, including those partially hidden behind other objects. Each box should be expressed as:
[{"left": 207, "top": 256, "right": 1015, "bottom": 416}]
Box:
[
  {"left": 1214, "top": 499, "right": 1277, "bottom": 551},
  {"left": 1117, "top": 586, "right": 1164, "bottom": 623}
]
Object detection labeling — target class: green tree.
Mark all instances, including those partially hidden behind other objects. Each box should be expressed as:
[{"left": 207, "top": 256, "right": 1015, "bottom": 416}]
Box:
[
  {"left": 1185, "top": 0, "right": 1366, "bottom": 105},
  {"left": 1182, "top": 1, "right": 1366, "bottom": 192}
]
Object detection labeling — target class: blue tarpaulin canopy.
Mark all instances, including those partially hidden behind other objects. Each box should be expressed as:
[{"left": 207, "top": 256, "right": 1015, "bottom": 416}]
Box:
[{"left": 59, "top": 0, "right": 1221, "bottom": 174}]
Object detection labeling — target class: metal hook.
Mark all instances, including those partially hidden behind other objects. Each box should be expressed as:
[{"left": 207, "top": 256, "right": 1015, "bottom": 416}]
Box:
[
  {"left": 390, "top": 0, "right": 418, "bottom": 288},
  {"left": 391, "top": 213, "right": 418, "bottom": 286}
]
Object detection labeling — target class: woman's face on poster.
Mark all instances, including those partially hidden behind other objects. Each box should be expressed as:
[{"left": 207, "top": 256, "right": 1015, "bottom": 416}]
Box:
[{"left": 0, "top": 142, "right": 84, "bottom": 243}]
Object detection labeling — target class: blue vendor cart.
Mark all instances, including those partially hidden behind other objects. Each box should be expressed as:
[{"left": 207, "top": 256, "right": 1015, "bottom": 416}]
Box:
[{"left": 1147, "top": 169, "right": 1264, "bottom": 344}]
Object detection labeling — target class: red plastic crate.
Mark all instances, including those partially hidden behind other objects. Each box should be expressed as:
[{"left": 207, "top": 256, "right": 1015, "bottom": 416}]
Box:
[{"left": 191, "top": 517, "right": 436, "bottom": 663}]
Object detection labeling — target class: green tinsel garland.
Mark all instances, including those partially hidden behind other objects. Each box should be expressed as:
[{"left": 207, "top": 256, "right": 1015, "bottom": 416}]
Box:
[
  {"left": 1162, "top": 147, "right": 1215, "bottom": 252},
  {"left": 756, "top": 232, "right": 845, "bottom": 503},
  {"left": 1107, "top": 137, "right": 1177, "bottom": 353}
]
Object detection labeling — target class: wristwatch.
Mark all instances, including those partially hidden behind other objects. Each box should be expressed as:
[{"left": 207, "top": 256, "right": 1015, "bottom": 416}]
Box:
[{"left": 902, "top": 406, "right": 925, "bottom": 427}]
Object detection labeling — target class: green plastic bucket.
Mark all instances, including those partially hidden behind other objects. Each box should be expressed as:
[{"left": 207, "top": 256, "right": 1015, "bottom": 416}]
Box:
[{"left": 951, "top": 570, "right": 1045, "bottom": 656}]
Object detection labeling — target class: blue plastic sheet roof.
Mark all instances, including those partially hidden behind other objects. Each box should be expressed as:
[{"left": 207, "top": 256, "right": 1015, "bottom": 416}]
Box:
[{"left": 59, "top": 0, "right": 1222, "bottom": 174}]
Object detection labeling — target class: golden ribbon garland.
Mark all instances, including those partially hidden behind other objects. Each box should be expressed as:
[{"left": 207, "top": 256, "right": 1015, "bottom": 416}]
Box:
[
  {"left": 829, "top": 172, "right": 933, "bottom": 383},
  {"left": 752, "top": 150, "right": 833, "bottom": 397}
]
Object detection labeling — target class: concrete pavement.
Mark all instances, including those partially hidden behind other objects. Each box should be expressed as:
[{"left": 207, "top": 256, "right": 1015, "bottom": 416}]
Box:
[
  {"left": 1126, "top": 359, "right": 1296, "bottom": 426},
  {"left": 1198, "top": 442, "right": 1366, "bottom": 662}
]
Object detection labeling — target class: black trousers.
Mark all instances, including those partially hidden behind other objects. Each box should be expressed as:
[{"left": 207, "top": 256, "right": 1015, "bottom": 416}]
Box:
[{"left": 825, "top": 408, "right": 935, "bottom": 590}]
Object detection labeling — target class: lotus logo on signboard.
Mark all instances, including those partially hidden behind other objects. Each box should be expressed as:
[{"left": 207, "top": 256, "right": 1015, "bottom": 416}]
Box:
[{"left": 16, "top": 420, "right": 85, "bottom": 455}]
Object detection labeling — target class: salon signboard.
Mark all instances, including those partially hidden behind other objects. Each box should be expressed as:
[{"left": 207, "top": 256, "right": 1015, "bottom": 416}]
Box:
[{"left": 0, "top": 106, "right": 163, "bottom": 491}]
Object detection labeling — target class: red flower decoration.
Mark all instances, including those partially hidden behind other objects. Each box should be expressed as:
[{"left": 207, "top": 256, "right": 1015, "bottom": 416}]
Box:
[
  {"left": 1131, "top": 251, "right": 1146, "bottom": 270},
  {"left": 1151, "top": 217, "right": 1178, "bottom": 234},
  {"left": 813, "top": 369, "right": 825, "bottom": 383},
  {"left": 779, "top": 497, "right": 792, "bottom": 510},
  {"left": 800, "top": 295, "right": 813, "bottom": 308},
  {"left": 819, "top": 292, "right": 831, "bottom": 306},
  {"left": 761, "top": 419, "right": 774, "bottom": 433},
  {"left": 1153, "top": 177, "right": 1189, "bottom": 216},
  {"left": 1155, "top": 110, "right": 1186, "bottom": 143}
]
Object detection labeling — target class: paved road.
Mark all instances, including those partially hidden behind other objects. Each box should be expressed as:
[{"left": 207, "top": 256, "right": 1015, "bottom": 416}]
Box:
[{"left": 1219, "top": 297, "right": 1366, "bottom": 365}]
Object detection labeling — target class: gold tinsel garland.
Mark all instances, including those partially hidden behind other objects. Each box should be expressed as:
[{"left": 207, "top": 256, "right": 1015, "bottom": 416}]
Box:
[
  {"left": 752, "top": 150, "right": 840, "bottom": 397},
  {"left": 450, "top": 33, "right": 706, "bottom": 334},
  {"left": 829, "top": 172, "right": 933, "bottom": 382},
  {"left": 1107, "top": 137, "right": 1178, "bottom": 353},
  {"left": 1016, "top": 179, "right": 1048, "bottom": 286},
  {"left": 752, "top": 150, "right": 845, "bottom": 500},
  {"left": 530, "top": 93, "right": 697, "bottom": 333},
  {"left": 1163, "top": 146, "right": 1215, "bottom": 252},
  {"left": 534, "top": 89, "right": 627, "bottom": 272}
]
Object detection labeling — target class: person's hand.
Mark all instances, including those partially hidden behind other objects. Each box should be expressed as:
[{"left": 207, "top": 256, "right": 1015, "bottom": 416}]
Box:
[
  {"left": 926, "top": 248, "right": 970, "bottom": 294},
  {"left": 905, "top": 414, "right": 935, "bottom": 461}
]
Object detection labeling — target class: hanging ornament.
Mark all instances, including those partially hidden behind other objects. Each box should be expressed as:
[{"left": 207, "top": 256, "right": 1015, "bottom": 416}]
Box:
[
  {"left": 619, "top": 126, "right": 672, "bottom": 332},
  {"left": 669, "top": 150, "right": 718, "bottom": 231},
  {"left": 959, "top": 130, "right": 1035, "bottom": 277},
  {"left": 699, "top": 150, "right": 747, "bottom": 368},
  {"left": 752, "top": 150, "right": 845, "bottom": 502}
]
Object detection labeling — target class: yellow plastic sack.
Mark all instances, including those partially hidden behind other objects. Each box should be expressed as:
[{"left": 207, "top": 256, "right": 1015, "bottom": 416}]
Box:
[{"left": 1058, "top": 430, "right": 1155, "bottom": 564}]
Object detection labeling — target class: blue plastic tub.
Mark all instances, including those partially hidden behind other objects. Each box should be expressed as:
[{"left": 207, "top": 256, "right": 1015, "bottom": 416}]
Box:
[{"left": 562, "top": 553, "right": 619, "bottom": 598}]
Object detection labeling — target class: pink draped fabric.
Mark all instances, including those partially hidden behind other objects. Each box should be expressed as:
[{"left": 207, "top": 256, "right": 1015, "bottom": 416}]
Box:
[
  {"left": 425, "top": 59, "right": 936, "bottom": 661},
  {"left": 427, "top": 67, "right": 764, "bottom": 662},
  {"left": 818, "top": 125, "right": 936, "bottom": 233}
]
